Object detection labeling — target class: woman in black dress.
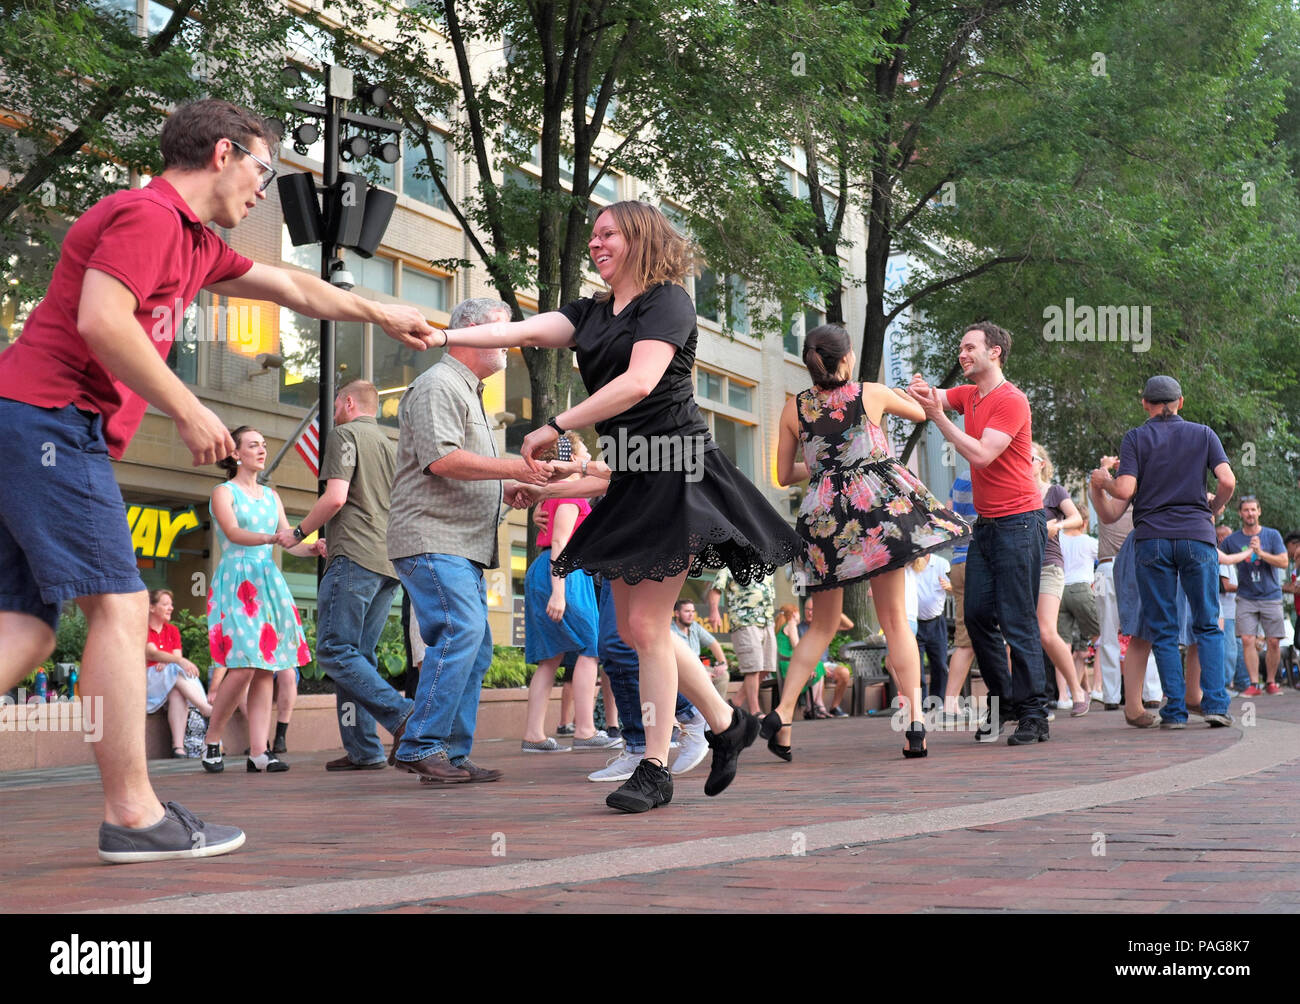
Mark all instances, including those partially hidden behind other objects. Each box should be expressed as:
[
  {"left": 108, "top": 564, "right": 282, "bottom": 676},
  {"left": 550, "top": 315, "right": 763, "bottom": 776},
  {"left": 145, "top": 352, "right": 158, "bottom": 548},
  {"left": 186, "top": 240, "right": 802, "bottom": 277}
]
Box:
[{"left": 438, "top": 200, "right": 801, "bottom": 812}]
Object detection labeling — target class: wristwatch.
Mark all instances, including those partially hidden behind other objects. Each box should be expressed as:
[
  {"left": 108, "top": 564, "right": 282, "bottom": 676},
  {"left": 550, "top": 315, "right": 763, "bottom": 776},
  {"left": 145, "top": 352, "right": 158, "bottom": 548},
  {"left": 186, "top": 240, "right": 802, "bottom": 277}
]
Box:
[
  {"left": 292, "top": 525, "right": 306, "bottom": 541},
  {"left": 546, "top": 417, "right": 565, "bottom": 435}
]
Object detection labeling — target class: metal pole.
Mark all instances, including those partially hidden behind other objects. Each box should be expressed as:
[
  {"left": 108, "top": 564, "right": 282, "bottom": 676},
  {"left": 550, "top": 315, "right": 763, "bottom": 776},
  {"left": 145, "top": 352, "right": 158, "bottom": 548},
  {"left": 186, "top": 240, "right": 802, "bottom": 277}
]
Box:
[{"left": 317, "top": 65, "right": 341, "bottom": 584}]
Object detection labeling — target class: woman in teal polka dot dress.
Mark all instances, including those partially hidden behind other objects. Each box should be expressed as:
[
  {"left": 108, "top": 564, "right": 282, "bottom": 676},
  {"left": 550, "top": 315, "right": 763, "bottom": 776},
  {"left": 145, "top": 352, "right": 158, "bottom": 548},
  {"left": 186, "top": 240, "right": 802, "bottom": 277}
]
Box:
[{"left": 201, "top": 426, "right": 324, "bottom": 774}]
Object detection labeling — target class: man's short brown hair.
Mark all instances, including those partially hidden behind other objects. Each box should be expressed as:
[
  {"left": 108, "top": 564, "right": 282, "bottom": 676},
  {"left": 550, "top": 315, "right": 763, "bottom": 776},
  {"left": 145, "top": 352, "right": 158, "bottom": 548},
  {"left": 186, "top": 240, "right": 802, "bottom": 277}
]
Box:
[
  {"left": 337, "top": 378, "right": 380, "bottom": 414},
  {"left": 966, "top": 320, "right": 1013, "bottom": 365},
  {"left": 161, "top": 99, "right": 277, "bottom": 171}
]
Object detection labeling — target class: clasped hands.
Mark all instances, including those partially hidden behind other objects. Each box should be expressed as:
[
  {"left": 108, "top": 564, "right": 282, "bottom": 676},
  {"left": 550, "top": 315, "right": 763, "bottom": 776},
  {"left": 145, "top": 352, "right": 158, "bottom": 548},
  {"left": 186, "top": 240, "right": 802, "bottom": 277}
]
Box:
[{"left": 502, "top": 459, "right": 584, "bottom": 509}]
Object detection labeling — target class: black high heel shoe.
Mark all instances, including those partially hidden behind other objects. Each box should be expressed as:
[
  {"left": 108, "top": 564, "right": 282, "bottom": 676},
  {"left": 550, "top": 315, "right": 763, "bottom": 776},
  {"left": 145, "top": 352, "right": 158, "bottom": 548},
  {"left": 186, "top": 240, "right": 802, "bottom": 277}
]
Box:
[
  {"left": 760, "top": 710, "right": 792, "bottom": 762},
  {"left": 903, "top": 720, "right": 928, "bottom": 759}
]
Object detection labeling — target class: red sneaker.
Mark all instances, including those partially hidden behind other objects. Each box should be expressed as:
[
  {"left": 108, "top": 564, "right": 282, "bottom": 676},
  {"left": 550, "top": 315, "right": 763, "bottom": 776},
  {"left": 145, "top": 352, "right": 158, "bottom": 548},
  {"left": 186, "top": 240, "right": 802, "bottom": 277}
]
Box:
[
  {"left": 1240, "top": 684, "right": 1264, "bottom": 697},
  {"left": 1266, "top": 682, "right": 1283, "bottom": 696}
]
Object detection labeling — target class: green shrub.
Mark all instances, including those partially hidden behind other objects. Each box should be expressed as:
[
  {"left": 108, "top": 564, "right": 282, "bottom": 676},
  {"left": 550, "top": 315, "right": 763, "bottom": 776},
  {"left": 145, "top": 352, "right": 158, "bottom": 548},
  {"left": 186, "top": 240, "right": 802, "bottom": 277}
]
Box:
[
  {"left": 484, "top": 645, "right": 537, "bottom": 688},
  {"left": 376, "top": 616, "right": 406, "bottom": 678},
  {"left": 42, "top": 603, "right": 88, "bottom": 668},
  {"left": 170, "top": 608, "right": 212, "bottom": 680}
]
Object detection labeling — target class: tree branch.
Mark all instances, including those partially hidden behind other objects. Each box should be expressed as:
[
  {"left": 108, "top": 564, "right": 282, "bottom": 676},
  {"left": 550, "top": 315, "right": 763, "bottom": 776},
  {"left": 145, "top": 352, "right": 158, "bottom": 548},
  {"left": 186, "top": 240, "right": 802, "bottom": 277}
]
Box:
[{"left": 0, "top": 0, "right": 200, "bottom": 227}]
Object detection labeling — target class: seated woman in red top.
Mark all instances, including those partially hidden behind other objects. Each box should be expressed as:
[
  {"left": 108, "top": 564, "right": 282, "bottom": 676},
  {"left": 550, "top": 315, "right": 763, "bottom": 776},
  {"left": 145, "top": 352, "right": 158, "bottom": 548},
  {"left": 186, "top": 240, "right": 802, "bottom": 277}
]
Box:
[{"left": 145, "top": 588, "right": 214, "bottom": 757}]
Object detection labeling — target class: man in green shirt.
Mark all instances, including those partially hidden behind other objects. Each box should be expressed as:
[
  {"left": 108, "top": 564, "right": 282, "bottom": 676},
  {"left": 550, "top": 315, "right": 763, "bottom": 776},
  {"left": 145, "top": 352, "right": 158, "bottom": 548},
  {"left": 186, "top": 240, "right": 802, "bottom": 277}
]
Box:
[{"left": 282, "top": 378, "right": 413, "bottom": 770}]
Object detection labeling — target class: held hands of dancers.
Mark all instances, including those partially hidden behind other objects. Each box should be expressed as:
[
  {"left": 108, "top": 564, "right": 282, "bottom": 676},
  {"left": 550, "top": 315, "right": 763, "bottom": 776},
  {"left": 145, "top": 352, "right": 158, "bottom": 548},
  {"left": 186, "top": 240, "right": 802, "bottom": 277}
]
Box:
[
  {"left": 905, "top": 373, "right": 943, "bottom": 419},
  {"left": 374, "top": 303, "right": 440, "bottom": 351}
]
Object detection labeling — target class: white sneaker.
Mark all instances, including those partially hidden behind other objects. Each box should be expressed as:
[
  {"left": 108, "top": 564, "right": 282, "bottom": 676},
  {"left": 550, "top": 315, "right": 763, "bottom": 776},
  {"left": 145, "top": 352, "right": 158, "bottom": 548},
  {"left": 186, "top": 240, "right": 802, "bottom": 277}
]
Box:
[
  {"left": 1089, "top": 690, "right": 1103, "bottom": 703},
  {"left": 587, "top": 748, "right": 641, "bottom": 782},
  {"left": 1055, "top": 698, "right": 1072, "bottom": 711},
  {"left": 670, "top": 718, "right": 709, "bottom": 775}
]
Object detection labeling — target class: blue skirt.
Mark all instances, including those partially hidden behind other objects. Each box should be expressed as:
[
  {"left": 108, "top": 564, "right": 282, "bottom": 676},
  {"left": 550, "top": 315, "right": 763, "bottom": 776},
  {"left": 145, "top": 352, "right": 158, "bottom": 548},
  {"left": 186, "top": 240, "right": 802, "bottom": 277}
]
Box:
[{"left": 524, "top": 548, "right": 599, "bottom": 663}]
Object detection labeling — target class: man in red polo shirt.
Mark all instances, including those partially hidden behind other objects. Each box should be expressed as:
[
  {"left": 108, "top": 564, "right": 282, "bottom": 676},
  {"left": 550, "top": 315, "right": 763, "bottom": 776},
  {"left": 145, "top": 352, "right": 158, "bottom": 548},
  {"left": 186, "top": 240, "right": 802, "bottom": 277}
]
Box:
[
  {"left": 0, "top": 100, "right": 437, "bottom": 863},
  {"left": 907, "top": 322, "right": 1051, "bottom": 746}
]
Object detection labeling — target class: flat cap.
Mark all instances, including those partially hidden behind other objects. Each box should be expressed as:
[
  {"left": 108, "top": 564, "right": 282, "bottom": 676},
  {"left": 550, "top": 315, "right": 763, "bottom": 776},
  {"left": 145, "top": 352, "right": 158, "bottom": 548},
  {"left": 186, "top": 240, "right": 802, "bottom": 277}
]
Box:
[{"left": 1142, "top": 375, "right": 1182, "bottom": 403}]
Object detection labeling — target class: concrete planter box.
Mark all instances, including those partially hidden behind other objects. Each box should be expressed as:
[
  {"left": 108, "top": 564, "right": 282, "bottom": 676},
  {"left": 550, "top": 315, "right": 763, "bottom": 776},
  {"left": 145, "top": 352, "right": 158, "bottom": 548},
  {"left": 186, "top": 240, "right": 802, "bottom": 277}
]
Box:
[{"left": 0, "top": 685, "right": 583, "bottom": 770}]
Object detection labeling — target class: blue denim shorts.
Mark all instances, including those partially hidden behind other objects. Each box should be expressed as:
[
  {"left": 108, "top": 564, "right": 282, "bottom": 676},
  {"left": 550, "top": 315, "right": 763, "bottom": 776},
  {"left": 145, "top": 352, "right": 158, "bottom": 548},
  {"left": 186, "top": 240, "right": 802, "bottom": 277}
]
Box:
[{"left": 0, "top": 399, "right": 145, "bottom": 629}]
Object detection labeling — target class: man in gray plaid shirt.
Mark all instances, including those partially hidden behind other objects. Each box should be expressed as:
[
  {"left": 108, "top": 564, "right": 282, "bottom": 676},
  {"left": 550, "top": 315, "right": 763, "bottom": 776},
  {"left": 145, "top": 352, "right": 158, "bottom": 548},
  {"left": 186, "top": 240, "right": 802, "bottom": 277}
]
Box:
[{"left": 386, "top": 298, "right": 551, "bottom": 784}]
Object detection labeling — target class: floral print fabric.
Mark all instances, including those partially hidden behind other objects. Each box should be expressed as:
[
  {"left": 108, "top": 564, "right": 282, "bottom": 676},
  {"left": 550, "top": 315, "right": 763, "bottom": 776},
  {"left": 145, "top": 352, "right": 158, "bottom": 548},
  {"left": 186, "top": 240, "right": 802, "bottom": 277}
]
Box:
[
  {"left": 207, "top": 481, "right": 309, "bottom": 670},
  {"left": 792, "top": 383, "right": 969, "bottom": 591}
]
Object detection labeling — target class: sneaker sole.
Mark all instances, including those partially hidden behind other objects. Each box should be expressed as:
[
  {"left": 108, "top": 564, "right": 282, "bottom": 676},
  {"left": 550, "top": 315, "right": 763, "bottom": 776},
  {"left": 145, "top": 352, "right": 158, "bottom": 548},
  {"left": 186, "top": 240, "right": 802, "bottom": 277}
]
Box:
[
  {"left": 605, "top": 789, "right": 672, "bottom": 813},
  {"left": 571, "top": 742, "right": 624, "bottom": 752},
  {"left": 588, "top": 771, "right": 635, "bottom": 782},
  {"left": 521, "top": 747, "right": 572, "bottom": 753},
  {"left": 98, "top": 831, "right": 246, "bottom": 864}
]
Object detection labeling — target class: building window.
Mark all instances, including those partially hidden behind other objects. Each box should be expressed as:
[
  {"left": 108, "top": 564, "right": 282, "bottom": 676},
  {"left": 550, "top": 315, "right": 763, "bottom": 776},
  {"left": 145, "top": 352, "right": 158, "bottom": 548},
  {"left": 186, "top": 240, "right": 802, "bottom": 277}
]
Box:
[
  {"left": 343, "top": 251, "right": 394, "bottom": 295},
  {"left": 165, "top": 295, "right": 202, "bottom": 385},
  {"left": 712, "top": 415, "right": 756, "bottom": 482},
  {"left": 696, "top": 367, "right": 758, "bottom": 481},
  {"left": 400, "top": 267, "right": 449, "bottom": 314},
  {"left": 278, "top": 311, "right": 365, "bottom": 410},
  {"left": 402, "top": 132, "right": 449, "bottom": 211},
  {"left": 693, "top": 269, "right": 749, "bottom": 333},
  {"left": 697, "top": 369, "right": 724, "bottom": 403}
]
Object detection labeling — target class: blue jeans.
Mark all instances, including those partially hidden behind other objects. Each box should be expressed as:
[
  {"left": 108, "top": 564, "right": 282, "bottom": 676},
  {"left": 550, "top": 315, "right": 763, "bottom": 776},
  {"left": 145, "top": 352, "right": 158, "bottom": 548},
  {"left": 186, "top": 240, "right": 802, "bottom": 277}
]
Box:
[
  {"left": 316, "top": 556, "right": 411, "bottom": 764},
  {"left": 1135, "top": 538, "right": 1227, "bottom": 720},
  {"left": 965, "top": 510, "right": 1049, "bottom": 722},
  {"left": 916, "top": 615, "right": 948, "bottom": 700},
  {"left": 1222, "top": 616, "right": 1248, "bottom": 689},
  {"left": 393, "top": 554, "right": 493, "bottom": 764},
  {"left": 596, "top": 577, "right": 694, "bottom": 754}
]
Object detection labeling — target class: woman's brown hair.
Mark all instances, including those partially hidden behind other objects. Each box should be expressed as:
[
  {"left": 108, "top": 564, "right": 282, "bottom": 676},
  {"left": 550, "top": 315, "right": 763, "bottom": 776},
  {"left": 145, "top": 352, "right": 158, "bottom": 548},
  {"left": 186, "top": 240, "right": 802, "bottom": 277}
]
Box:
[
  {"left": 592, "top": 200, "right": 695, "bottom": 301},
  {"left": 216, "top": 426, "right": 255, "bottom": 479},
  {"left": 803, "top": 323, "right": 853, "bottom": 389}
]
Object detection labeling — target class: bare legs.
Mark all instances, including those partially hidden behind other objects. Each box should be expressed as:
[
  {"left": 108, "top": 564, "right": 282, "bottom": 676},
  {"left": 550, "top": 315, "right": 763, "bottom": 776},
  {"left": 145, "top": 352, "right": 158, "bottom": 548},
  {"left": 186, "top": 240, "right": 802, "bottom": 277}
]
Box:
[
  {"left": 165, "top": 676, "right": 212, "bottom": 750},
  {"left": 204, "top": 666, "right": 275, "bottom": 755},
  {"left": 612, "top": 572, "right": 733, "bottom": 766},
  {"left": 1039, "top": 593, "right": 1085, "bottom": 703},
  {"left": 523, "top": 655, "right": 562, "bottom": 743}
]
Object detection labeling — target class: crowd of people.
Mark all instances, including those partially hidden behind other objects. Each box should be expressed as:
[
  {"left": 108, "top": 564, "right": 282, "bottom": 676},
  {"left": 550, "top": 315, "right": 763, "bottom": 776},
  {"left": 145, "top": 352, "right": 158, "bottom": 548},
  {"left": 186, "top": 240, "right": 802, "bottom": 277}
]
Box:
[{"left": 1, "top": 99, "right": 1295, "bottom": 865}]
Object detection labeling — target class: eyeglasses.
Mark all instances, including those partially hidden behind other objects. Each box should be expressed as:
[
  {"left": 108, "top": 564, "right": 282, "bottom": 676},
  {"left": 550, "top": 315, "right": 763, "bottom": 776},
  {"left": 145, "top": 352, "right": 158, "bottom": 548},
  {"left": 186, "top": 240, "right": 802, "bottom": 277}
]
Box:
[{"left": 230, "top": 140, "right": 276, "bottom": 192}]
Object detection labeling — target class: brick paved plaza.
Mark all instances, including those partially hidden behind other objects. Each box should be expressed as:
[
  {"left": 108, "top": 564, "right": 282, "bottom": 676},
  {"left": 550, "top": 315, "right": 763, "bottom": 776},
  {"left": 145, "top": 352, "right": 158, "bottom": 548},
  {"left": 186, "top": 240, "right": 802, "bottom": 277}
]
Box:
[{"left": 3, "top": 693, "right": 1299, "bottom": 918}]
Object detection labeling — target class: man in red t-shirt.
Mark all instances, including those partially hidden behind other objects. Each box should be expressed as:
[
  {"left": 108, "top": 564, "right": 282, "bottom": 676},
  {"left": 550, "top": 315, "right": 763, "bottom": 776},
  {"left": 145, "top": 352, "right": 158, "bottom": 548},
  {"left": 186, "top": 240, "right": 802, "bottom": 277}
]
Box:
[
  {"left": 907, "top": 321, "right": 1050, "bottom": 745},
  {"left": 0, "top": 100, "right": 437, "bottom": 864}
]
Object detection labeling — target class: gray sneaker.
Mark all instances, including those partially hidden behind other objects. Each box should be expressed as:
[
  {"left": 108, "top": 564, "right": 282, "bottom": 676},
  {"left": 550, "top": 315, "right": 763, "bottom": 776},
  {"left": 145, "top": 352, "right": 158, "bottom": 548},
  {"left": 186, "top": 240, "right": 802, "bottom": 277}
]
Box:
[
  {"left": 521, "top": 737, "right": 570, "bottom": 753},
  {"left": 1160, "top": 718, "right": 1187, "bottom": 730},
  {"left": 1204, "top": 712, "right": 1234, "bottom": 728},
  {"left": 98, "top": 801, "right": 245, "bottom": 864},
  {"left": 572, "top": 730, "right": 623, "bottom": 751}
]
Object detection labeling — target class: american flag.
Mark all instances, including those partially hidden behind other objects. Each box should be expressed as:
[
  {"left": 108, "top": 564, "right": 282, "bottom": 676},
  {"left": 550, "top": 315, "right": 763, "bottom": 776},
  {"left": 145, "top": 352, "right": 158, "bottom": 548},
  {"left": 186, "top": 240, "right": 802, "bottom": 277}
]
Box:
[{"left": 294, "top": 417, "right": 320, "bottom": 477}]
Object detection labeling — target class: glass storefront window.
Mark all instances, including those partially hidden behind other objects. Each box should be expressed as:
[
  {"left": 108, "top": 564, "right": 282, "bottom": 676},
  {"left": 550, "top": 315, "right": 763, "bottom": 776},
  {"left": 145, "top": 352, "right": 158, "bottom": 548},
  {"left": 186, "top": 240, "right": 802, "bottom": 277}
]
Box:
[{"left": 279, "top": 310, "right": 364, "bottom": 410}]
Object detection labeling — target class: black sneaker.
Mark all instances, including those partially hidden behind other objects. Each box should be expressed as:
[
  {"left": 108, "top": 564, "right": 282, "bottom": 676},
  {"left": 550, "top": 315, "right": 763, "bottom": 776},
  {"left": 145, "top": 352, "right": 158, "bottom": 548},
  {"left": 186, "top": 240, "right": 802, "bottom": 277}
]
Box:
[
  {"left": 703, "top": 705, "right": 760, "bottom": 796},
  {"left": 605, "top": 759, "right": 673, "bottom": 813},
  {"left": 974, "top": 715, "right": 999, "bottom": 743},
  {"left": 1007, "top": 717, "right": 1050, "bottom": 745}
]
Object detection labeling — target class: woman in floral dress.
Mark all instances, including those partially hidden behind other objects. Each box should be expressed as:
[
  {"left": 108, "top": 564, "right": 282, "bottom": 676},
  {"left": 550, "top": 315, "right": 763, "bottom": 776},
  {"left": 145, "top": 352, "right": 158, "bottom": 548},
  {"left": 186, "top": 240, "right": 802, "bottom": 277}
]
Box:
[
  {"left": 201, "top": 426, "right": 324, "bottom": 774},
  {"left": 767, "top": 324, "right": 970, "bottom": 759}
]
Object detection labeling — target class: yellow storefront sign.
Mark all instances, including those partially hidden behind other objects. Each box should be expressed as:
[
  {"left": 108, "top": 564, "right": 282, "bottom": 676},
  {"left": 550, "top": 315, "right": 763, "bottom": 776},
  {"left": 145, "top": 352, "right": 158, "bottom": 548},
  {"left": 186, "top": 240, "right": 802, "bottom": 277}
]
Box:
[{"left": 128, "top": 505, "right": 201, "bottom": 561}]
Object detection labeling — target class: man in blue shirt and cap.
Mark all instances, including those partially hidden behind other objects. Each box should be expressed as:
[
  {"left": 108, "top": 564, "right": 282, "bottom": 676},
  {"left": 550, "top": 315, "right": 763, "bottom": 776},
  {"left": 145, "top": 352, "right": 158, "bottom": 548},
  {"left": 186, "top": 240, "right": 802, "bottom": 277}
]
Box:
[{"left": 1090, "top": 376, "right": 1236, "bottom": 728}]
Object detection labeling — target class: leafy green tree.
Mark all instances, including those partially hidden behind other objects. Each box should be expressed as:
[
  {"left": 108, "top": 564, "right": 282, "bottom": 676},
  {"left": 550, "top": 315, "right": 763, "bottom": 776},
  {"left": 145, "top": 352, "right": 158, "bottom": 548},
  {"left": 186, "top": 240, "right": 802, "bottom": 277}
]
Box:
[{"left": 0, "top": 1, "right": 296, "bottom": 309}]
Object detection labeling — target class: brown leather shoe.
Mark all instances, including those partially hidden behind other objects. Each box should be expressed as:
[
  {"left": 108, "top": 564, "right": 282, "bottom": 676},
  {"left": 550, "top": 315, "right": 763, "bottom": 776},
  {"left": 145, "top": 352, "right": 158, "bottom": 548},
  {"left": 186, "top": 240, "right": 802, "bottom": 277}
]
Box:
[
  {"left": 394, "top": 751, "right": 471, "bottom": 783},
  {"left": 386, "top": 712, "right": 410, "bottom": 766},
  {"left": 325, "top": 755, "right": 385, "bottom": 771},
  {"left": 426, "top": 758, "right": 501, "bottom": 784}
]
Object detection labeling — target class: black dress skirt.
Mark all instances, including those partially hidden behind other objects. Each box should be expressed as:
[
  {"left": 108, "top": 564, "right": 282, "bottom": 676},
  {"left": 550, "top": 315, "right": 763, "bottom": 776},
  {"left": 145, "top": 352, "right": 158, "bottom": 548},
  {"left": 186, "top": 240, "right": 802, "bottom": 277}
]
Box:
[
  {"left": 552, "top": 446, "right": 802, "bottom": 586},
  {"left": 550, "top": 282, "right": 802, "bottom": 586}
]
